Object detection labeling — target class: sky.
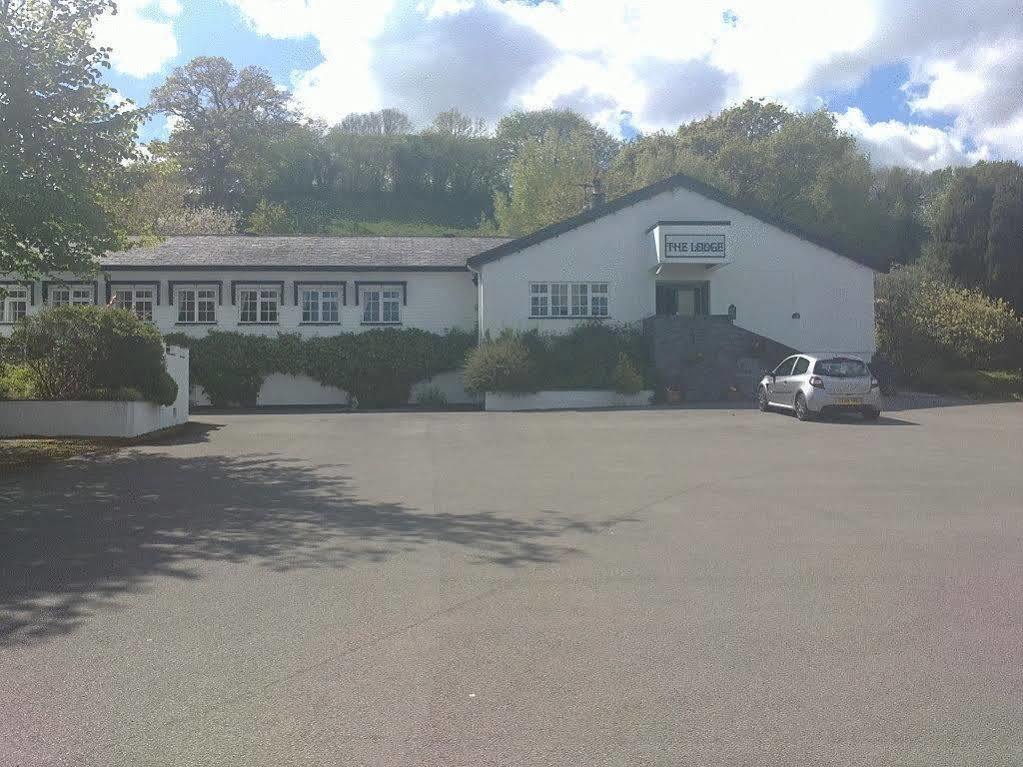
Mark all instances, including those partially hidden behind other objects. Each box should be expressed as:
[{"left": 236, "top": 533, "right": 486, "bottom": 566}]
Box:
[{"left": 99, "top": 0, "right": 1023, "bottom": 171}]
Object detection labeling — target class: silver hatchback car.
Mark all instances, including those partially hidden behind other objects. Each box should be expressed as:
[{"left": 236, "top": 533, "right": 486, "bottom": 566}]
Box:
[{"left": 758, "top": 354, "right": 882, "bottom": 421}]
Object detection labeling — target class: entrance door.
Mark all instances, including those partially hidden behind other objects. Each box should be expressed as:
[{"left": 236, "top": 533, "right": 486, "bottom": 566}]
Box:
[{"left": 656, "top": 283, "right": 708, "bottom": 317}]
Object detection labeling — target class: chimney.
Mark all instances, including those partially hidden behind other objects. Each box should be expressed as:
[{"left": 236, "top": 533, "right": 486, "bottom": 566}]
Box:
[{"left": 587, "top": 177, "right": 605, "bottom": 211}]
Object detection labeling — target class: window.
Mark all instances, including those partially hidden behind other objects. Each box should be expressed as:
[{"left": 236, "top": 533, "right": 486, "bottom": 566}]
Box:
[
  {"left": 113, "top": 287, "right": 155, "bottom": 321},
  {"left": 551, "top": 283, "right": 569, "bottom": 316},
  {"left": 239, "top": 287, "right": 279, "bottom": 324},
  {"left": 301, "top": 287, "right": 341, "bottom": 324},
  {"left": 772, "top": 357, "right": 796, "bottom": 376},
  {"left": 590, "top": 284, "right": 609, "bottom": 317},
  {"left": 2, "top": 287, "right": 28, "bottom": 323},
  {"left": 814, "top": 358, "right": 869, "bottom": 378},
  {"left": 530, "top": 283, "right": 549, "bottom": 317},
  {"left": 361, "top": 286, "right": 402, "bottom": 324},
  {"left": 792, "top": 357, "right": 810, "bottom": 376},
  {"left": 530, "top": 282, "right": 609, "bottom": 318},
  {"left": 50, "top": 285, "right": 93, "bottom": 307},
  {"left": 571, "top": 283, "right": 588, "bottom": 316},
  {"left": 176, "top": 286, "right": 217, "bottom": 324}
]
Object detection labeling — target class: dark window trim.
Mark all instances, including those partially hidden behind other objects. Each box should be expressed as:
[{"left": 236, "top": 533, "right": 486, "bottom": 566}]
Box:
[
  {"left": 100, "top": 264, "right": 468, "bottom": 273},
  {"left": 360, "top": 321, "right": 403, "bottom": 327},
  {"left": 231, "top": 280, "right": 286, "bottom": 306},
  {"left": 299, "top": 322, "right": 342, "bottom": 326},
  {"left": 42, "top": 280, "right": 98, "bottom": 305},
  {"left": 168, "top": 281, "right": 223, "bottom": 306},
  {"left": 354, "top": 281, "right": 407, "bottom": 306},
  {"left": 238, "top": 321, "right": 281, "bottom": 326},
  {"left": 294, "top": 281, "right": 346, "bottom": 306},
  {"left": 174, "top": 322, "right": 219, "bottom": 327},
  {"left": 0, "top": 281, "right": 35, "bottom": 306},
  {"left": 106, "top": 280, "right": 161, "bottom": 306}
]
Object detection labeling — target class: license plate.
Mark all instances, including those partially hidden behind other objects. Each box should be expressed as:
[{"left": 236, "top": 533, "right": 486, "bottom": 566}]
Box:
[{"left": 838, "top": 398, "right": 861, "bottom": 405}]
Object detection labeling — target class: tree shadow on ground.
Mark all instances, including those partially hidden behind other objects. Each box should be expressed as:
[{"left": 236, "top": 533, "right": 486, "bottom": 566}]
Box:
[{"left": 0, "top": 448, "right": 594, "bottom": 647}]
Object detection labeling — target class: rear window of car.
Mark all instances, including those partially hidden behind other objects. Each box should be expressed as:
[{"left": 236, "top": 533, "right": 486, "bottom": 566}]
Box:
[{"left": 813, "top": 358, "right": 869, "bottom": 377}]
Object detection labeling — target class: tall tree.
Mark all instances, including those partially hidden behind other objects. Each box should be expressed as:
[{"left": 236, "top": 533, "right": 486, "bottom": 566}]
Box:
[
  {"left": 430, "top": 109, "right": 487, "bottom": 138},
  {"left": 495, "top": 109, "right": 620, "bottom": 172},
  {"left": 337, "top": 109, "right": 414, "bottom": 136},
  {"left": 929, "top": 161, "right": 1023, "bottom": 312},
  {"left": 0, "top": 0, "right": 142, "bottom": 276},
  {"left": 494, "top": 127, "right": 601, "bottom": 236},
  {"left": 149, "top": 56, "right": 293, "bottom": 208}
]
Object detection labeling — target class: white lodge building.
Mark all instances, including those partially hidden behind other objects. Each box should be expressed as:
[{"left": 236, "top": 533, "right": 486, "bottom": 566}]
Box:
[{"left": 1, "top": 174, "right": 880, "bottom": 405}]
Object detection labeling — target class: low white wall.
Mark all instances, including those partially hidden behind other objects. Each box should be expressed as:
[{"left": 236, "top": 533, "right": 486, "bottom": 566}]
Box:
[
  {"left": 0, "top": 400, "right": 164, "bottom": 438},
  {"left": 257, "top": 374, "right": 349, "bottom": 407},
  {"left": 191, "top": 369, "right": 477, "bottom": 407},
  {"left": 485, "top": 390, "right": 653, "bottom": 412},
  {"left": 160, "top": 346, "right": 190, "bottom": 429}
]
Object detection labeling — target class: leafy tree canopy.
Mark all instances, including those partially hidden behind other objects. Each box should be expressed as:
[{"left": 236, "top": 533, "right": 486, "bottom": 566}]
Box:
[{"left": 0, "top": 0, "right": 142, "bottom": 276}]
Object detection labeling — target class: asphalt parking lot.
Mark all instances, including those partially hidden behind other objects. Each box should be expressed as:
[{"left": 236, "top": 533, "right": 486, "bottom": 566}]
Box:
[{"left": 2, "top": 400, "right": 1022, "bottom": 766}]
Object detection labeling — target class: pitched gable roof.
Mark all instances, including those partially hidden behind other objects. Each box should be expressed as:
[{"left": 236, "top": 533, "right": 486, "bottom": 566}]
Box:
[{"left": 467, "top": 173, "right": 884, "bottom": 272}]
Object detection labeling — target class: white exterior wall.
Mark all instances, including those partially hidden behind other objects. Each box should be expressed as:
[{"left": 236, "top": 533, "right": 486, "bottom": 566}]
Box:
[
  {"left": 0, "top": 269, "right": 476, "bottom": 338},
  {"left": 476, "top": 186, "right": 877, "bottom": 359}
]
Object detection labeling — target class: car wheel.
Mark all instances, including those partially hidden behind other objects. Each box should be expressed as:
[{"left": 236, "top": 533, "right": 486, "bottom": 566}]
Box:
[
  {"left": 758, "top": 387, "right": 770, "bottom": 412},
  {"left": 862, "top": 408, "right": 880, "bottom": 421},
  {"left": 794, "top": 392, "right": 813, "bottom": 421}
]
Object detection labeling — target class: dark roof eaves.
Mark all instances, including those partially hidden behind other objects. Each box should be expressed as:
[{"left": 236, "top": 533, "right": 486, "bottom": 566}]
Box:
[
  {"left": 98, "top": 264, "right": 472, "bottom": 272},
  {"left": 468, "top": 174, "right": 884, "bottom": 272}
]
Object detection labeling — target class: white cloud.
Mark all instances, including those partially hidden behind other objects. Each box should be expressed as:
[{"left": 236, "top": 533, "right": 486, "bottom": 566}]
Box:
[
  {"left": 95, "top": 0, "right": 181, "bottom": 78},
  {"left": 221, "top": 0, "right": 1023, "bottom": 161},
  {"left": 835, "top": 108, "right": 988, "bottom": 170}
]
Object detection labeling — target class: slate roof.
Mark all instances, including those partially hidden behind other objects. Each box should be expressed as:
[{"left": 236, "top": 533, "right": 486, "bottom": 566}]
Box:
[
  {"left": 468, "top": 173, "right": 885, "bottom": 272},
  {"left": 100, "top": 235, "right": 512, "bottom": 270}
]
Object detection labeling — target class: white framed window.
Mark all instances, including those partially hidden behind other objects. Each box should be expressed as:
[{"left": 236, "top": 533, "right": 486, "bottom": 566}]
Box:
[
  {"left": 571, "top": 283, "right": 589, "bottom": 316},
  {"left": 361, "top": 286, "right": 402, "bottom": 324},
  {"left": 176, "top": 286, "right": 218, "bottom": 324},
  {"left": 50, "top": 285, "right": 94, "bottom": 307},
  {"left": 551, "top": 283, "right": 569, "bottom": 316},
  {"left": 590, "top": 283, "right": 609, "bottom": 317},
  {"left": 301, "top": 287, "right": 341, "bottom": 324},
  {"left": 1, "top": 287, "right": 29, "bottom": 323},
  {"left": 113, "top": 286, "right": 155, "bottom": 321},
  {"left": 530, "top": 283, "right": 549, "bottom": 317},
  {"left": 530, "top": 282, "right": 608, "bottom": 318},
  {"left": 239, "top": 287, "right": 279, "bottom": 324}
]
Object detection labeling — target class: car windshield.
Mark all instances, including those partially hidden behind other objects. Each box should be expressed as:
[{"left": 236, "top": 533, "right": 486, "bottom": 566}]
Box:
[{"left": 814, "top": 358, "right": 869, "bottom": 377}]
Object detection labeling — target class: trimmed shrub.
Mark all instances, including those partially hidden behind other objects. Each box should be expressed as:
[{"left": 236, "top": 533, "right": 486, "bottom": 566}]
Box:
[
  {"left": 416, "top": 385, "right": 448, "bottom": 408},
  {"left": 464, "top": 324, "right": 651, "bottom": 394},
  {"left": 166, "top": 328, "right": 475, "bottom": 408},
  {"left": 2, "top": 306, "right": 177, "bottom": 405},
  {"left": 612, "top": 353, "right": 644, "bottom": 394},
  {"left": 463, "top": 330, "right": 537, "bottom": 394}
]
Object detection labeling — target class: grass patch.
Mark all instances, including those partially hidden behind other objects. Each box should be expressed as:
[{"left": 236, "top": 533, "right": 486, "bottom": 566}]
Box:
[
  {"left": 922, "top": 369, "right": 1023, "bottom": 400},
  {"left": 321, "top": 218, "right": 500, "bottom": 237}
]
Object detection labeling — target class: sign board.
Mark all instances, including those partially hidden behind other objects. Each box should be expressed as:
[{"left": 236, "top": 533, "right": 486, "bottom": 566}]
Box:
[{"left": 663, "top": 233, "right": 726, "bottom": 258}]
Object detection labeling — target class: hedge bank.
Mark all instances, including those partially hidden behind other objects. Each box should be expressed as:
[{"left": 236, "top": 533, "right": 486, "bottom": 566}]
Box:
[{"left": 164, "top": 328, "right": 475, "bottom": 408}]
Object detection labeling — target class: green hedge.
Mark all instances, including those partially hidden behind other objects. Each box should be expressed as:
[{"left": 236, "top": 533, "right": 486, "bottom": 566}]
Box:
[
  {"left": 876, "top": 265, "right": 1023, "bottom": 380},
  {"left": 0, "top": 305, "right": 177, "bottom": 405},
  {"left": 165, "top": 328, "right": 475, "bottom": 408},
  {"left": 464, "top": 324, "right": 651, "bottom": 394}
]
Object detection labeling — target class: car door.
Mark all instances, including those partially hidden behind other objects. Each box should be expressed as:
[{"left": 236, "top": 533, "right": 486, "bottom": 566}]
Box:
[
  {"left": 768, "top": 357, "right": 797, "bottom": 406},
  {"left": 788, "top": 356, "right": 811, "bottom": 407}
]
